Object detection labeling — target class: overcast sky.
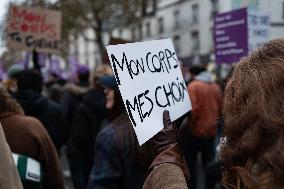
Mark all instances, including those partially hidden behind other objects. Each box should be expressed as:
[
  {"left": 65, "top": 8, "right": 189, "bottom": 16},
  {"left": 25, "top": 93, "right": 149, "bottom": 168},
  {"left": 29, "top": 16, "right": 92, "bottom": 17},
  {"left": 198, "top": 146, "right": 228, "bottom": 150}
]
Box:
[
  {"left": 0, "top": 0, "right": 10, "bottom": 22},
  {"left": 0, "top": 0, "right": 24, "bottom": 55},
  {"left": 0, "top": 0, "right": 11, "bottom": 55}
]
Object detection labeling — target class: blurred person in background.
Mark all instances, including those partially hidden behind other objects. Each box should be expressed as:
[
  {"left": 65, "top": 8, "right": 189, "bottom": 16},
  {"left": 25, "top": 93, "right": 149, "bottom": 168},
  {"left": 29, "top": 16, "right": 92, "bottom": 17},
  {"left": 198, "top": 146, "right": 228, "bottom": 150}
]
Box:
[
  {"left": 44, "top": 72, "right": 67, "bottom": 104},
  {"left": 13, "top": 69, "right": 66, "bottom": 153},
  {"left": 67, "top": 65, "right": 113, "bottom": 189},
  {"left": 182, "top": 65, "right": 222, "bottom": 189},
  {"left": 61, "top": 65, "right": 90, "bottom": 146},
  {"left": 0, "top": 87, "right": 64, "bottom": 189},
  {"left": 87, "top": 75, "right": 155, "bottom": 189},
  {"left": 187, "top": 65, "right": 206, "bottom": 84},
  {"left": 3, "top": 64, "right": 24, "bottom": 94}
]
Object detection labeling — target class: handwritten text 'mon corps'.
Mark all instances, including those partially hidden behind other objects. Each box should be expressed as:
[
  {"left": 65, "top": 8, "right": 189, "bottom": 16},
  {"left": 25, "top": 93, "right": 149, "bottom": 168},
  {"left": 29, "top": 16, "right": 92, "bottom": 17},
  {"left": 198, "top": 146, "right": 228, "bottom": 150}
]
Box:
[
  {"left": 110, "top": 49, "right": 188, "bottom": 127},
  {"left": 9, "top": 6, "right": 58, "bottom": 39},
  {"left": 111, "top": 49, "right": 179, "bottom": 84}
]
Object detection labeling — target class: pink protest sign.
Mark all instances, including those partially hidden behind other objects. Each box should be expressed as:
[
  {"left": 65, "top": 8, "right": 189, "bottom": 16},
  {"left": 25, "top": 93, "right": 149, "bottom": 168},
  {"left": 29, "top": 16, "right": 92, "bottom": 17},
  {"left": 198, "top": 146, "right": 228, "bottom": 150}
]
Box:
[{"left": 6, "top": 5, "right": 61, "bottom": 54}]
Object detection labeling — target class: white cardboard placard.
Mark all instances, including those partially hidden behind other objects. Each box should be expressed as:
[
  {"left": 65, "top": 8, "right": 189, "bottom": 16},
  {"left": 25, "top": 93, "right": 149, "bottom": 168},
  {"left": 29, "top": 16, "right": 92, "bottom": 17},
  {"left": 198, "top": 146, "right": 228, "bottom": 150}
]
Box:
[{"left": 107, "top": 39, "right": 191, "bottom": 145}]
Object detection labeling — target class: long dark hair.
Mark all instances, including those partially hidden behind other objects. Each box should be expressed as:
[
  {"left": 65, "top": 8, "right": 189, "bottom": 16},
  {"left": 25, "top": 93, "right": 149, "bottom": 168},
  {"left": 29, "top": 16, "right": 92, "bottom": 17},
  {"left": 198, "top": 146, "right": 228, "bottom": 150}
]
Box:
[
  {"left": 108, "top": 87, "right": 155, "bottom": 170},
  {"left": 221, "top": 39, "right": 284, "bottom": 189},
  {"left": 0, "top": 87, "right": 24, "bottom": 115},
  {"left": 108, "top": 87, "right": 125, "bottom": 121}
]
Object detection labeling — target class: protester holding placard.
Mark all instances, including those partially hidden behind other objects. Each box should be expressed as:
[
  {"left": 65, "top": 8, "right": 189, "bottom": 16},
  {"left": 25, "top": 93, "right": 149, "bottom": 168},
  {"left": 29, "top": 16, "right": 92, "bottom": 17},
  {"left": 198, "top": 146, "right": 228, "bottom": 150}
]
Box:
[
  {"left": 106, "top": 39, "right": 191, "bottom": 145},
  {"left": 144, "top": 39, "right": 284, "bottom": 189},
  {"left": 88, "top": 75, "right": 155, "bottom": 189}
]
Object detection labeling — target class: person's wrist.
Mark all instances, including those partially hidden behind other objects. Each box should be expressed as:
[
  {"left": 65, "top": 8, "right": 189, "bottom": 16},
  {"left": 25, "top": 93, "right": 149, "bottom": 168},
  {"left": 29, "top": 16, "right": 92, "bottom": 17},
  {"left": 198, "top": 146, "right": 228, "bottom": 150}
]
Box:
[
  {"left": 150, "top": 144, "right": 182, "bottom": 169},
  {"left": 149, "top": 143, "right": 190, "bottom": 182},
  {"left": 155, "top": 142, "right": 177, "bottom": 155}
]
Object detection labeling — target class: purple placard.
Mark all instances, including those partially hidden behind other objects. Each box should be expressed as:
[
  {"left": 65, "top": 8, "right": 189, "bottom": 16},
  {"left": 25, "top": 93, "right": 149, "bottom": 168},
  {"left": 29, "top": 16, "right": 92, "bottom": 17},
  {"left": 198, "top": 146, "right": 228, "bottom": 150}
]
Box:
[
  {"left": 23, "top": 52, "right": 31, "bottom": 69},
  {"left": 214, "top": 8, "right": 248, "bottom": 64},
  {"left": 68, "top": 55, "right": 80, "bottom": 82},
  {"left": 49, "top": 57, "right": 61, "bottom": 76}
]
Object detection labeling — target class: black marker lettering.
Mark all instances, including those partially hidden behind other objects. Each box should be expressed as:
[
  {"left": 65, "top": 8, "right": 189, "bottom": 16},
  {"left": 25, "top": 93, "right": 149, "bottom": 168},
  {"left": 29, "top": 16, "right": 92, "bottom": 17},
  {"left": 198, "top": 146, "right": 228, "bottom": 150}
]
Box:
[
  {"left": 126, "top": 89, "right": 154, "bottom": 126},
  {"left": 9, "top": 32, "right": 22, "bottom": 43},
  {"left": 155, "top": 79, "right": 187, "bottom": 109},
  {"left": 136, "top": 58, "right": 145, "bottom": 73},
  {"left": 110, "top": 52, "right": 130, "bottom": 85},
  {"left": 152, "top": 55, "right": 161, "bottom": 72},
  {"left": 159, "top": 51, "right": 169, "bottom": 73},
  {"left": 144, "top": 90, "right": 154, "bottom": 117},
  {"left": 165, "top": 49, "right": 178, "bottom": 69},
  {"left": 130, "top": 59, "right": 139, "bottom": 76},
  {"left": 155, "top": 86, "right": 170, "bottom": 108},
  {"left": 179, "top": 79, "right": 187, "bottom": 101},
  {"left": 171, "top": 81, "right": 182, "bottom": 102},
  {"left": 167, "top": 83, "right": 176, "bottom": 105},
  {"left": 25, "top": 35, "right": 34, "bottom": 47},
  {"left": 125, "top": 96, "right": 139, "bottom": 127},
  {"left": 163, "top": 84, "right": 173, "bottom": 106},
  {"left": 146, "top": 52, "right": 155, "bottom": 73},
  {"left": 137, "top": 93, "right": 145, "bottom": 121},
  {"left": 172, "top": 53, "right": 179, "bottom": 68}
]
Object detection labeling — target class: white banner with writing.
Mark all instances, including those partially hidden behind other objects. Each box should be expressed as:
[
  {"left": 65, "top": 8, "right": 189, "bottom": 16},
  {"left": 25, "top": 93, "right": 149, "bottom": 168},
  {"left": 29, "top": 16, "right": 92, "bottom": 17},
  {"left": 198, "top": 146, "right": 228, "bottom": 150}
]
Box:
[{"left": 107, "top": 39, "right": 191, "bottom": 145}]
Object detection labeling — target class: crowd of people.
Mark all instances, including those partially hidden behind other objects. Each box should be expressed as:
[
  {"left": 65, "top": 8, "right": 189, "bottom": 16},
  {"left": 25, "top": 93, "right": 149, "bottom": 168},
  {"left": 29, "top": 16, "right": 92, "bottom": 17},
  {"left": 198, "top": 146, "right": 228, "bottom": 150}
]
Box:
[{"left": 0, "top": 38, "right": 284, "bottom": 189}]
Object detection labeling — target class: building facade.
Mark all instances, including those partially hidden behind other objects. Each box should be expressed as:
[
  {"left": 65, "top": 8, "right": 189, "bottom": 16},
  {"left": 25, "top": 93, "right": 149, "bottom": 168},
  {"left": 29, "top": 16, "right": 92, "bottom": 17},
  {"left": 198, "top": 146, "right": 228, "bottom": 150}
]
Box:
[
  {"left": 112, "top": 0, "right": 219, "bottom": 65},
  {"left": 221, "top": 0, "right": 284, "bottom": 40},
  {"left": 69, "top": 0, "right": 284, "bottom": 69}
]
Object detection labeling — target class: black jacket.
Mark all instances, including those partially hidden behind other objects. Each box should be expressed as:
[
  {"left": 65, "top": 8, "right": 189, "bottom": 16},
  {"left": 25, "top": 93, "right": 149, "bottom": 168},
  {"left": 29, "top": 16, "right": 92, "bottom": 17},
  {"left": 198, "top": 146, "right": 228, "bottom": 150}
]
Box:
[
  {"left": 13, "top": 90, "right": 65, "bottom": 152},
  {"left": 67, "top": 88, "right": 107, "bottom": 189}
]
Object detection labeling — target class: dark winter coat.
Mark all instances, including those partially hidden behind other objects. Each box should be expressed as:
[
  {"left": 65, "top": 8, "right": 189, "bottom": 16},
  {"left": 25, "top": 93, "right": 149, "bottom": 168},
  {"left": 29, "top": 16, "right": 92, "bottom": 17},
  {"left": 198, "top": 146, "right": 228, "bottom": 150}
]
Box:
[
  {"left": 0, "top": 112, "right": 65, "bottom": 189},
  {"left": 13, "top": 90, "right": 65, "bottom": 152},
  {"left": 60, "top": 83, "right": 89, "bottom": 142},
  {"left": 67, "top": 88, "right": 107, "bottom": 189},
  {"left": 88, "top": 113, "right": 155, "bottom": 189}
]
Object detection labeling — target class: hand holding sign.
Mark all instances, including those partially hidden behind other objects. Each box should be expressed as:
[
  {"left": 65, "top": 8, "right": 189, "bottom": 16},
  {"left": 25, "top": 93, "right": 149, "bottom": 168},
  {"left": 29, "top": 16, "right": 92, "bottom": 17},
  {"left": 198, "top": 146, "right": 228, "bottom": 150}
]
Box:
[{"left": 107, "top": 39, "right": 192, "bottom": 145}]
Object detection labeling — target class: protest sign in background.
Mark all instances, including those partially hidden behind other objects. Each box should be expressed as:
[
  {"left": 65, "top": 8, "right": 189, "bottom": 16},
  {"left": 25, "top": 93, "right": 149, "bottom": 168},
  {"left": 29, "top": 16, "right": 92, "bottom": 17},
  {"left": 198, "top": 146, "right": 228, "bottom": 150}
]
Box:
[
  {"left": 214, "top": 8, "right": 270, "bottom": 64},
  {"left": 214, "top": 8, "right": 248, "bottom": 64},
  {"left": 248, "top": 12, "right": 270, "bottom": 53},
  {"left": 6, "top": 5, "right": 61, "bottom": 54},
  {"left": 107, "top": 39, "right": 191, "bottom": 145}
]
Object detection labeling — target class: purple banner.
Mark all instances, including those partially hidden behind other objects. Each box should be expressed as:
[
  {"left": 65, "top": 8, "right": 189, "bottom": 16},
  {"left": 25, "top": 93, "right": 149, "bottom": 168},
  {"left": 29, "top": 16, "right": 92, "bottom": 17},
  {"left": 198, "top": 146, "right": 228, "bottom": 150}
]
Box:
[
  {"left": 38, "top": 53, "right": 47, "bottom": 67},
  {"left": 49, "top": 57, "right": 61, "bottom": 76},
  {"left": 68, "top": 55, "right": 80, "bottom": 82},
  {"left": 23, "top": 52, "right": 31, "bottom": 69},
  {"left": 214, "top": 8, "right": 248, "bottom": 64}
]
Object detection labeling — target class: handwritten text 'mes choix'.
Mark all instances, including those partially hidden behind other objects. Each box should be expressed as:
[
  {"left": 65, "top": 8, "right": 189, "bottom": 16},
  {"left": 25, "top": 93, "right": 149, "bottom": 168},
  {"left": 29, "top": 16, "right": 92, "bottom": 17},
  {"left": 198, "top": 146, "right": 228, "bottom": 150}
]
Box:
[
  {"left": 110, "top": 49, "right": 188, "bottom": 127},
  {"left": 9, "top": 6, "right": 58, "bottom": 39}
]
